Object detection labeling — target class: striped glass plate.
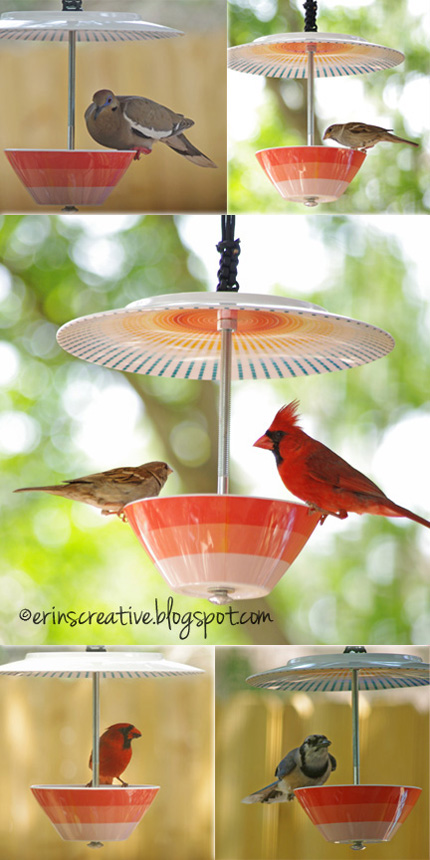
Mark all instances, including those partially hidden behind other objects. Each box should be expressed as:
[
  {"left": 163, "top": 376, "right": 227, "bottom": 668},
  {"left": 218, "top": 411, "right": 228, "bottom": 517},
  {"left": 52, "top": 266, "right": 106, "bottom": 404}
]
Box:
[
  {"left": 56, "top": 292, "right": 395, "bottom": 381},
  {"left": 246, "top": 652, "right": 430, "bottom": 691},
  {"left": 0, "top": 11, "right": 182, "bottom": 42},
  {"left": 0, "top": 650, "right": 203, "bottom": 678},
  {"left": 228, "top": 32, "right": 404, "bottom": 78}
]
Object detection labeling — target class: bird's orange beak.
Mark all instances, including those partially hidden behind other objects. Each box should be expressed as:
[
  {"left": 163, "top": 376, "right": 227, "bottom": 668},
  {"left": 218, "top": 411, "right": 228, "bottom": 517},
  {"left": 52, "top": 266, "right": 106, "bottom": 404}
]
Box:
[
  {"left": 129, "top": 727, "right": 142, "bottom": 739},
  {"left": 253, "top": 433, "right": 273, "bottom": 450}
]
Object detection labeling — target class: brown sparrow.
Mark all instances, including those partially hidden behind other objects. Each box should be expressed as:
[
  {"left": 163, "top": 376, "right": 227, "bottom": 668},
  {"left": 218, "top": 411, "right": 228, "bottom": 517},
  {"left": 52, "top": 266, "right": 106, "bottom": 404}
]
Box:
[
  {"left": 323, "top": 122, "right": 419, "bottom": 151},
  {"left": 14, "top": 461, "right": 173, "bottom": 518}
]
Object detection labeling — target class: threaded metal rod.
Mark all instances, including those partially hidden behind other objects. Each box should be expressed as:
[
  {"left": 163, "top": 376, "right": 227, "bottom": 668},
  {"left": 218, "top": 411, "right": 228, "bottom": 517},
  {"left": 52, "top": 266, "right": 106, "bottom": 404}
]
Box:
[
  {"left": 67, "top": 30, "right": 76, "bottom": 149},
  {"left": 307, "top": 45, "right": 315, "bottom": 146},
  {"left": 92, "top": 671, "right": 100, "bottom": 786},
  {"left": 351, "top": 668, "right": 360, "bottom": 785},
  {"left": 217, "top": 327, "right": 233, "bottom": 494}
]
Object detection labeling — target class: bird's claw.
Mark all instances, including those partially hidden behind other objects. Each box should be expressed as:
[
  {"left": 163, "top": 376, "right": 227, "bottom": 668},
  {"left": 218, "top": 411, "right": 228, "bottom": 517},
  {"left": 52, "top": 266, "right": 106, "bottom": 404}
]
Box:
[
  {"left": 133, "top": 147, "right": 152, "bottom": 160},
  {"left": 306, "top": 503, "right": 348, "bottom": 523}
]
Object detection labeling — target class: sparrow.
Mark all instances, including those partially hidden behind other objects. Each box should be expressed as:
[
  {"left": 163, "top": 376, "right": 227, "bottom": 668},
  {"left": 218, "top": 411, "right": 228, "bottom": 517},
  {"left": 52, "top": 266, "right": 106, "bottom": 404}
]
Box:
[
  {"left": 88, "top": 723, "right": 142, "bottom": 786},
  {"left": 14, "top": 461, "right": 172, "bottom": 518},
  {"left": 85, "top": 89, "right": 217, "bottom": 167},
  {"left": 323, "top": 122, "right": 419, "bottom": 151},
  {"left": 254, "top": 401, "right": 430, "bottom": 527},
  {"left": 242, "top": 734, "right": 336, "bottom": 804}
]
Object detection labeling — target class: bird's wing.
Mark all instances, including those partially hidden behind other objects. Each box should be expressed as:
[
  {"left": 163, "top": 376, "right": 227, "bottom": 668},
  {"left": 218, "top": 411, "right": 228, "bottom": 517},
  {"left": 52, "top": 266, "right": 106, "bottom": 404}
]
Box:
[
  {"left": 162, "top": 133, "right": 217, "bottom": 168},
  {"left": 305, "top": 444, "right": 385, "bottom": 496},
  {"left": 120, "top": 96, "right": 193, "bottom": 140},
  {"left": 275, "top": 748, "right": 299, "bottom": 780},
  {"left": 346, "top": 122, "right": 391, "bottom": 134},
  {"left": 66, "top": 467, "right": 141, "bottom": 485},
  {"left": 329, "top": 754, "right": 337, "bottom": 772}
]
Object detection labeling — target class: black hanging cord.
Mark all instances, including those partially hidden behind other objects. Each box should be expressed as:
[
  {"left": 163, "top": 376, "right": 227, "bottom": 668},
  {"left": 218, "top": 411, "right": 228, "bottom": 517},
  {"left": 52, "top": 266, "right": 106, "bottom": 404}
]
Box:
[
  {"left": 62, "top": 0, "right": 83, "bottom": 11},
  {"left": 303, "top": 0, "right": 318, "bottom": 32},
  {"left": 216, "top": 215, "right": 240, "bottom": 292},
  {"left": 343, "top": 646, "right": 367, "bottom": 654}
]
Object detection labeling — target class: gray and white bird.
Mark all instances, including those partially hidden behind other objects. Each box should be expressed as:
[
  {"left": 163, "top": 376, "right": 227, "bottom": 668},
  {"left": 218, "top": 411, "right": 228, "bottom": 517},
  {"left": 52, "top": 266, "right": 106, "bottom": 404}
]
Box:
[
  {"left": 14, "top": 461, "right": 173, "bottom": 519},
  {"left": 242, "top": 734, "right": 336, "bottom": 804},
  {"left": 85, "top": 89, "right": 217, "bottom": 167},
  {"left": 323, "top": 122, "right": 418, "bottom": 151}
]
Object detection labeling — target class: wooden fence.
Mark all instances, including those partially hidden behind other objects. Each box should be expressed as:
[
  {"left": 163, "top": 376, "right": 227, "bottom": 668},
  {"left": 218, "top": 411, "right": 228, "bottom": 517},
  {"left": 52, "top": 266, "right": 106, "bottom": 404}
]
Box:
[
  {"left": 0, "top": 33, "right": 226, "bottom": 212},
  {"left": 216, "top": 691, "right": 429, "bottom": 860}
]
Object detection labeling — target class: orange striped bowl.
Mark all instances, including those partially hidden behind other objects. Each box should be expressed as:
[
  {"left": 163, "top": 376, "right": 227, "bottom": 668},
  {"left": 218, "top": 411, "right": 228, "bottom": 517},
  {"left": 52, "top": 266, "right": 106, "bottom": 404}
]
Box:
[
  {"left": 125, "top": 495, "right": 321, "bottom": 600},
  {"left": 31, "top": 785, "right": 159, "bottom": 841},
  {"left": 255, "top": 146, "right": 366, "bottom": 204},
  {"left": 294, "top": 785, "right": 421, "bottom": 843},
  {"left": 5, "top": 149, "right": 135, "bottom": 206}
]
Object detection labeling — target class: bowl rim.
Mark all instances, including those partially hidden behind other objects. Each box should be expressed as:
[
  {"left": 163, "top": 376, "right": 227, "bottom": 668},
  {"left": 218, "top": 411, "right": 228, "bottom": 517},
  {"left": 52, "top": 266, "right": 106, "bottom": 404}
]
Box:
[
  {"left": 31, "top": 784, "right": 160, "bottom": 790},
  {"left": 125, "top": 494, "right": 311, "bottom": 507},
  {"left": 294, "top": 783, "right": 422, "bottom": 791},
  {"left": 5, "top": 148, "right": 135, "bottom": 154},
  {"left": 255, "top": 145, "right": 365, "bottom": 155}
]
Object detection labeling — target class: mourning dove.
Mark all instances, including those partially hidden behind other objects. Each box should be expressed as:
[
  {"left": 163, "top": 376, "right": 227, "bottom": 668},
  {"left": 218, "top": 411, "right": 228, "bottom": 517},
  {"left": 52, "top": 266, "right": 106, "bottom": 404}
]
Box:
[
  {"left": 323, "top": 122, "right": 419, "bottom": 151},
  {"left": 85, "top": 89, "right": 217, "bottom": 167},
  {"left": 14, "top": 461, "right": 173, "bottom": 519}
]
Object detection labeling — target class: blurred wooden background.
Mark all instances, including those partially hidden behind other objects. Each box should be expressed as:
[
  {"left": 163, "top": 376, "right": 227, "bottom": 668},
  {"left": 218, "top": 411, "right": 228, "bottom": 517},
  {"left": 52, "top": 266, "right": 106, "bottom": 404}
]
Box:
[
  {"left": 216, "top": 649, "right": 429, "bottom": 860},
  {"left": 0, "top": 646, "right": 213, "bottom": 860},
  {"left": 0, "top": 4, "right": 226, "bottom": 212}
]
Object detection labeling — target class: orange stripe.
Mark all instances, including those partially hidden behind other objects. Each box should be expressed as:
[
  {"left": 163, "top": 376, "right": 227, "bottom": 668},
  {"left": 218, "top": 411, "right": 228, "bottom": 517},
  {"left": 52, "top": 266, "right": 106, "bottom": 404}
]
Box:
[{"left": 302, "top": 800, "right": 418, "bottom": 824}]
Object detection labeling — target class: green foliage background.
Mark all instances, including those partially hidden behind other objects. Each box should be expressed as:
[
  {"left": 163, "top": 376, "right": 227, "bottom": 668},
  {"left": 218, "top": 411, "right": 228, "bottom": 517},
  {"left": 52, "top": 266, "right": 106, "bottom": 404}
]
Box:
[
  {"left": 0, "top": 213, "right": 429, "bottom": 646},
  {"left": 228, "top": 0, "right": 429, "bottom": 213}
]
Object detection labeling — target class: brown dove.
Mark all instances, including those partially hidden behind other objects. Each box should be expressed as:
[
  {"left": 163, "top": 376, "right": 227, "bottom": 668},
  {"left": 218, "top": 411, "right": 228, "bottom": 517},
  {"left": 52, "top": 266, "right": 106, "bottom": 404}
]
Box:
[
  {"left": 85, "top": 89, "right": 217, "bottom": 167},
  {"left": 323, "top": 122, "right": 419, "bottom": 151},
  {"left": 14, "top": 461, "right": 173, "bottom": 519}
]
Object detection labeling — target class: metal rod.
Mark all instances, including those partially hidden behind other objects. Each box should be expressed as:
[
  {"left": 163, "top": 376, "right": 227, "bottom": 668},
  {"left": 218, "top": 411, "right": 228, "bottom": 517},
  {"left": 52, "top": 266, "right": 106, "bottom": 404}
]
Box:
[
  {"left": 67, "top": 30, "right": 76, "bottom": 149},
  {"left": 306, "top": 45, "right": 315, "bottom": 146},
  {"left": 92, "top": 671, "right": 100, "bottom": 786},
  {"left": 351, "top": 668, "right": 360, "bottom": 785},
  {"left": 217, "top": 327, "right": 233, "bottom": 494}
]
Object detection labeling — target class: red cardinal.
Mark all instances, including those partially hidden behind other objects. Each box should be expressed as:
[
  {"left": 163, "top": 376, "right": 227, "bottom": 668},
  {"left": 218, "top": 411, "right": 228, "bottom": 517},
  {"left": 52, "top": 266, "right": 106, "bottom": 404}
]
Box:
[
  {"left": 254, "top": 400, "right": 430, "bottom": 527},
  {"left": 88, "top": 723, "right": 142, "bottom": 786}
]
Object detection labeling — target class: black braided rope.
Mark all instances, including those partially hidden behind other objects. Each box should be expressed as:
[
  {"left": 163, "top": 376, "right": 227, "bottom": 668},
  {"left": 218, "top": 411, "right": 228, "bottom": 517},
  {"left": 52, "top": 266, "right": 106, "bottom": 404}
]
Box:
[
  {"left": 216, "top": 215, "right": 240, "bottom": 292},
  {"left": 343, "top": 646, "right": 367, "bottom": 654},
  {"left": 62, "top": 0, "right": 83, "bottom": 11},
  {"left": 303, "top": 0, "right": 318, "bottom": 32}
]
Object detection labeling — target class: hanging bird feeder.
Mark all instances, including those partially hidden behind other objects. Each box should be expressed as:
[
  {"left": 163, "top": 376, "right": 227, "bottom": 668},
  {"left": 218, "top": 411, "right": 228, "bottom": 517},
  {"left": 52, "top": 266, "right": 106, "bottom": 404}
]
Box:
[
  {"left": 0, "top": 1, "right": 182, "bottom": 209},
  {"left": 228, "top": 1, "right": 404, "bottom": 206},
  {"left": 56, "top": 216, "right": 395, "bottom": 604},
  {"left": 0, "top": 649, "right": 202, "bottom": 847},
  {"left": 246, "top": 647, "right": 428, "bottom": 849}
]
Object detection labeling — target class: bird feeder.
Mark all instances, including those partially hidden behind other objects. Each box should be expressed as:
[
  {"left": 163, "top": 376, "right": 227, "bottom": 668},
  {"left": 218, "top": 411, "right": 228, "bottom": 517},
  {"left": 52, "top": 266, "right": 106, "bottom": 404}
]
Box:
[
  {"left": 56, "top": 217, "right": 395, "bottom": 604},
  {"left": 246, "top": 648, "right": 428, "bottom": 849},
  {"left": 0, "top": 1, "right": 182, "bottom": 209},
  {"left": 228, "top": 1, "right": 404, "bottom": 207},
  {"left": 0, "top": 649, "right": 202, "bottom": 847}
]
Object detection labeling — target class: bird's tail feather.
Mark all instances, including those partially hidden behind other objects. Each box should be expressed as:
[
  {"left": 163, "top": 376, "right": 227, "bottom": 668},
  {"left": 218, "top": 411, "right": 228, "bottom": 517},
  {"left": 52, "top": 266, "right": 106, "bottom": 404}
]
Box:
[
  {"left": 14, "top": 485, "right": 64, "bottom": 494},
  {"left": 163, "top": 133, "right": 217, "bottom": 168},
  {"left": 241, "top": 781, "right": 292, "bottom": 804},
  {"left": 387, "top": 133, "right": 418, "bottom": 146},
  {"left": 383, "top": 499, "right": 430, "bottom": 528}
]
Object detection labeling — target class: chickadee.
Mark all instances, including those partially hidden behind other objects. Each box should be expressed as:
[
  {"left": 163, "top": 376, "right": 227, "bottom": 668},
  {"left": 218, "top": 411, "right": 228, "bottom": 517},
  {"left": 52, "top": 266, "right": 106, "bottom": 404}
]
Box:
[{"left": 242, "top": 734, "right": 336, "bottom": 804}]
